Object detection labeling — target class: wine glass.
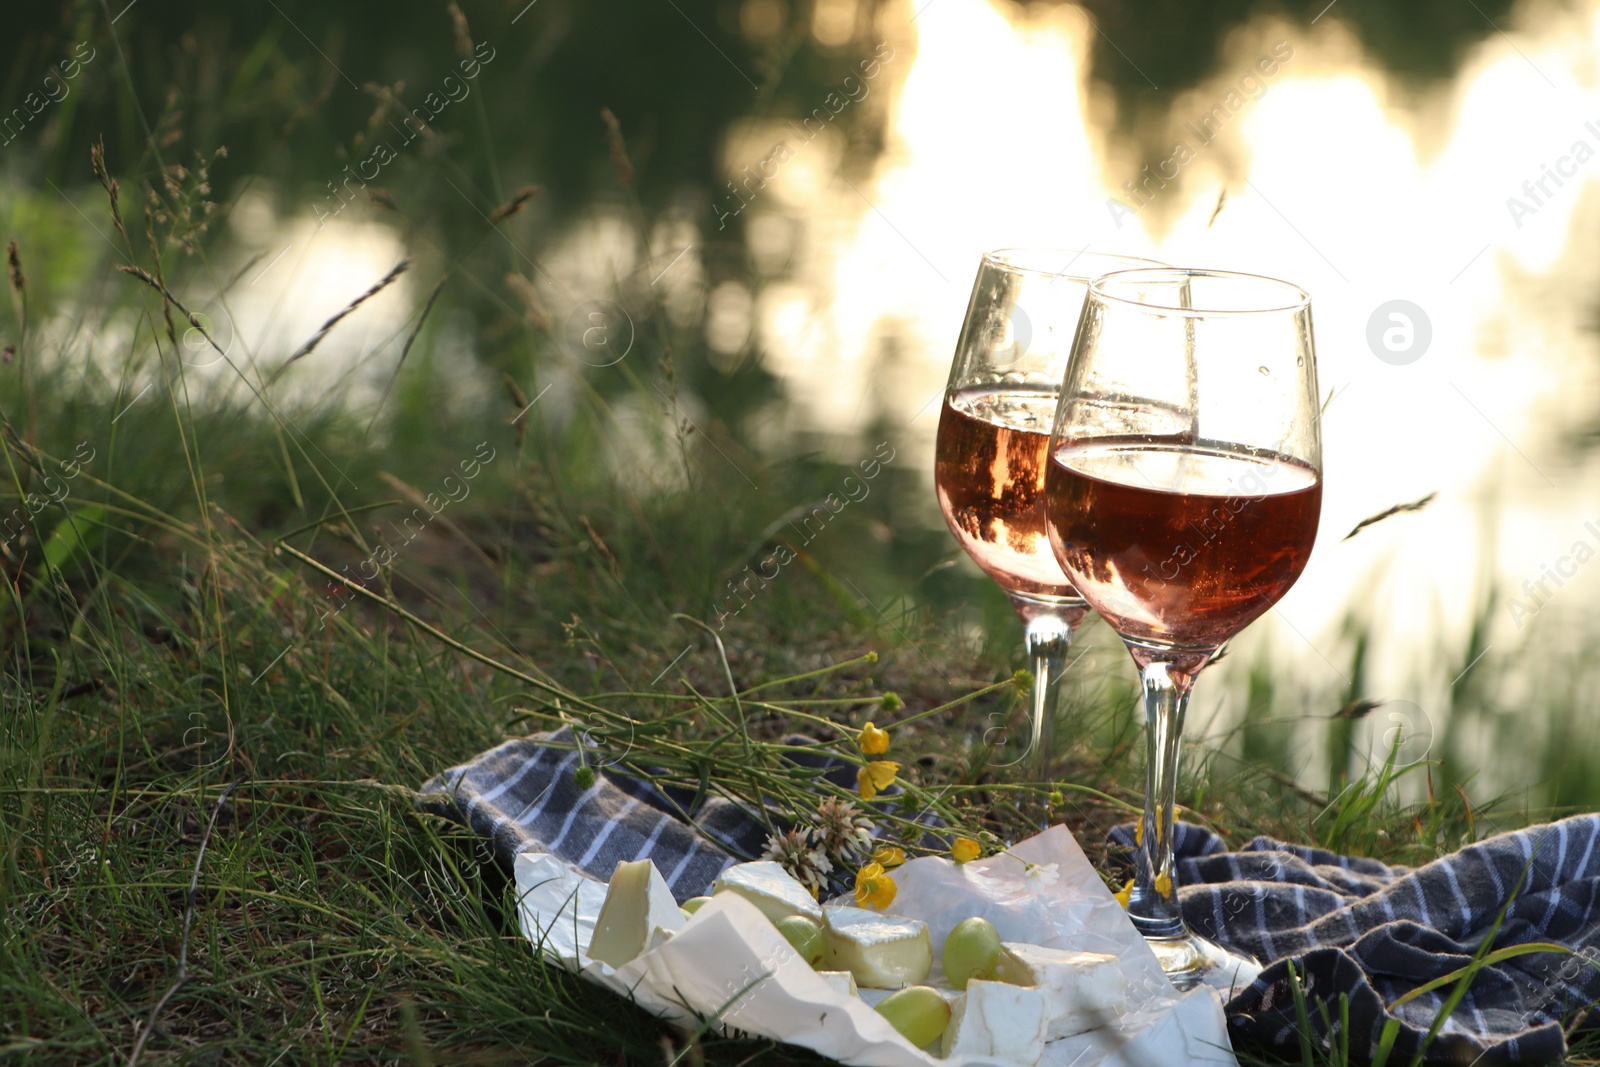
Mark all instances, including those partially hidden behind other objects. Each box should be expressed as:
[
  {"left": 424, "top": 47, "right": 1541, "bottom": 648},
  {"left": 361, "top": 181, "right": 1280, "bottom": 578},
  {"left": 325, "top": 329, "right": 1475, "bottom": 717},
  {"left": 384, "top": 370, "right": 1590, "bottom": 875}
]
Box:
[
  {"left": 1043, "top": 267, "right": 1322, "bottom": 989},
  {"left": 935, "top": 249, "right": 1162, "bottom": 786}
]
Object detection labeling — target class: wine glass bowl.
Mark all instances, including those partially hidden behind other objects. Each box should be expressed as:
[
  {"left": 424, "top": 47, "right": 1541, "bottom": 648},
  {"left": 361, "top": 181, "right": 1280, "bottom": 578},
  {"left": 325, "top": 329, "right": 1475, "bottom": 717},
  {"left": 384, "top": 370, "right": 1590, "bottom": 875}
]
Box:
[
  {"left": 1043, "top": 267, "right": 1322, "bottom": 988},
  {"left": 936, "top": 387, "right": 1087, "bottom": 615},
  {"left": 1045, "top": 437, "right": 1322, "bottom": 660},
  {"left": 934, "top": 249, "right": 1163, "bottom": 777}
]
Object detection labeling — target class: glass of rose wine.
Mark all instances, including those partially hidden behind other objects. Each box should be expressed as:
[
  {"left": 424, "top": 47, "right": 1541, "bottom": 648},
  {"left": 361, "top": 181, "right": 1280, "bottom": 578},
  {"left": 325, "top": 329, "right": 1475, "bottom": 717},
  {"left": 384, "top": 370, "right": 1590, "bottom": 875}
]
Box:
[
  {"left": 935, "top": 249, "right": 1162, "bottom": 785},
  {"left": 1043, "top": 267, "right": 1322, "bottom": 989}
]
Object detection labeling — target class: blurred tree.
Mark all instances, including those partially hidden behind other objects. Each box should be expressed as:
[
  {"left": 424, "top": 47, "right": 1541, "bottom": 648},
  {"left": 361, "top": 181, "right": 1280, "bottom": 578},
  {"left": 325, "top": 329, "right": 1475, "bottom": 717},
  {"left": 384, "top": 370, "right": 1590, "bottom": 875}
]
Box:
[
  {"left": 1076, "top": 0, "right": 1520, "bottom": 129},
  {"left": 0, "top": 0, "right": 890, "bottom": 217}
]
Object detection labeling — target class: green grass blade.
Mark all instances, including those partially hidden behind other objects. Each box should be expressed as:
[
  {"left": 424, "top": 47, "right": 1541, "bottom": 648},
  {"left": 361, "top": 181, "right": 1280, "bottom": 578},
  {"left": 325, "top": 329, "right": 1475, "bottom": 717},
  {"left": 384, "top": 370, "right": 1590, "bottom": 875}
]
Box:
[
  {"left": 1287, "top": 958, "right": 1316, "bottom": 1067},
  {"left": 1371, "top": 1018, "right": 1402, "bottom": 1067},
  {"left": 39, "top": 504, "right": 106, "bottom": 573},
  {"left": 1388, "top": 942, "right": 1569, "bottom": 1011}
]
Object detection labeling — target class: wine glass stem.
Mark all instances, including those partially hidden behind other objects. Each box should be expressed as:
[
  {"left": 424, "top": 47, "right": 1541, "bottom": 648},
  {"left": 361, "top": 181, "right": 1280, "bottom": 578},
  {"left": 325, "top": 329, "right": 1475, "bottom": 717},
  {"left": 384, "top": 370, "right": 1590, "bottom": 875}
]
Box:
[
  {"left": 1127, "top": 660, "right": 1191, "bottom": 939},
  {"left": 1022, "top": 614, "right": 1072, "bottom": 787}
]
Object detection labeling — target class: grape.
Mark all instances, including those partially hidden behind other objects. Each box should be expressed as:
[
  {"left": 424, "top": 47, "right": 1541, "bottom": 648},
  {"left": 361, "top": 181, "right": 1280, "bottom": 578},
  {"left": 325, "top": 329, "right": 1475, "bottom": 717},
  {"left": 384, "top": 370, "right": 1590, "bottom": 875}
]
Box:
[
  {"left": 775, "top": 914, "right": 826, "bottom": 967},
  {"left": 875, "top": 986, "right": 951, "bottom": 1049},
  {"left": 680, "top": 896, "right": 712, "bottom": 919},
  {"left": 942, "top": 916, "right": 1002, "bottom": 989}
]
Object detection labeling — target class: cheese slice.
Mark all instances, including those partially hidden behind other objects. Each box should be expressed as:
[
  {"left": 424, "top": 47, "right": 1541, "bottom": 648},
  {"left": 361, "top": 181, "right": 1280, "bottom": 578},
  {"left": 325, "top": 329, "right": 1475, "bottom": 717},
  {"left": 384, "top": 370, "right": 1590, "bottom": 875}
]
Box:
[
  {"left": 586, "top": 859, "right": 686, "bottom": 968},
  {"left": 711, "top": 861, "right": 823, "bottom": 924},
  {"left": 995, "top": 943, "right": 1126, "bottom": 1038},
  {"left": 816, "top": 969, "right": 859, "bottom": 997},
  {"left": 939, "top": 978, "right": 1049, "bottom": 1061},
  {"left": 821, "top": 905, "right": 932, "bottom": 989}
]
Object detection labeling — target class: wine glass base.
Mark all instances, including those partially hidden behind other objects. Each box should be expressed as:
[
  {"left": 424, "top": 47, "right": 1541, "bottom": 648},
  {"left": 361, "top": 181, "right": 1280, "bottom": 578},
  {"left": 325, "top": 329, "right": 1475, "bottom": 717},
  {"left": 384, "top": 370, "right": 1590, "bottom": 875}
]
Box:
[{"left": 1144, "top": 931, "right": 1263, "bottom": 995}]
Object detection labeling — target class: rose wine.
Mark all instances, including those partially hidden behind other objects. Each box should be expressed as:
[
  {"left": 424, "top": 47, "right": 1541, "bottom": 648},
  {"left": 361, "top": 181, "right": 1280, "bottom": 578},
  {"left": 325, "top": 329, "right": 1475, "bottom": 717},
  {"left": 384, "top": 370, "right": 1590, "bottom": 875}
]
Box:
[
  {"left": 935, "top": 387, "right": 1080, "bottom": 600},
  {"left": 1045, "top": 440, "right": 1320, "bottom": 648}
]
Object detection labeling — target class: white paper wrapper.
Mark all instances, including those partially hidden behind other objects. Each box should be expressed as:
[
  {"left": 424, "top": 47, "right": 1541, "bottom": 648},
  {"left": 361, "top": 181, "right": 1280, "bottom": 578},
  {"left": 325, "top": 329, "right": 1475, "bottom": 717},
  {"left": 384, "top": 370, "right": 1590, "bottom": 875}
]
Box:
[{"left": 513, "top": 825, "right": 1240, "bottom": 1067}]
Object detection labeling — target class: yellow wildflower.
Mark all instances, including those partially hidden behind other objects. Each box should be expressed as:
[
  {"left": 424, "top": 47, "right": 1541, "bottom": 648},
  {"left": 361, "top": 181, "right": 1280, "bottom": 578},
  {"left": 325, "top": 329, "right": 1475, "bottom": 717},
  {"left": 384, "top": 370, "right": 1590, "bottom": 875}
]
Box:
[
  {"left": 858, "top": 721, "right": 891, "bottom": 756},
  {"left": 1113, "top": 878, "right": 1134, "bottom": 908},
  {"left": 1153, "top": 871, "right": 1173, "bottom": 898},
  {"left": 950, "top": 837, "right": 981, "bottom": 864},
  {"left": 854, "top": 862, "right": 897, "bottom": 909},
  {"left": 872, "top": 845, "right": 906, "bottom": 868},
  {"left": 857, "top": 760, "right": 899, "bottom": 800}
]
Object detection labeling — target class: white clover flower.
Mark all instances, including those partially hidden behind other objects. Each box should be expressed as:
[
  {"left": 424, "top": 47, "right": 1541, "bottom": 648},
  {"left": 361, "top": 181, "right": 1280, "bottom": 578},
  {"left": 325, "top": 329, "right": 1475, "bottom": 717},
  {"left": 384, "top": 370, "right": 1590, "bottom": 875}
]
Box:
[{"left": 1025, "top": 862, "right": 1060, "bottom": 888}]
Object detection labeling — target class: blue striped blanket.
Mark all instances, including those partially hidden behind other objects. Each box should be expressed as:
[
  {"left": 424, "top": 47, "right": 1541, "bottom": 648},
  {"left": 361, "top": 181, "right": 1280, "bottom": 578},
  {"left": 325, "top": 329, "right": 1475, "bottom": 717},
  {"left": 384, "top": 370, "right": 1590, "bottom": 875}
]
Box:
[{"left": 1105, "top": 820, "right": 1600, "bottom": 1063}]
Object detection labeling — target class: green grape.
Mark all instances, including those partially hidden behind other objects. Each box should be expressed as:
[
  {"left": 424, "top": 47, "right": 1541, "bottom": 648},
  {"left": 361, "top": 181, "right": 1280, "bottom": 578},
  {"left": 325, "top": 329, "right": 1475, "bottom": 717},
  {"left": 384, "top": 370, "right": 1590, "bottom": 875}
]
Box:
[
  {"left": 942, "top": 916, "right": 1002, "bottom": 989},
  {"left": 775, "top": 914, "right": 826, "bottom": 967},
  {"left": 875, "top": 986, "right": 950, "bottom": 1049},
  {"left": 680, "top": 896, "right": 712, "bottom": 919}
]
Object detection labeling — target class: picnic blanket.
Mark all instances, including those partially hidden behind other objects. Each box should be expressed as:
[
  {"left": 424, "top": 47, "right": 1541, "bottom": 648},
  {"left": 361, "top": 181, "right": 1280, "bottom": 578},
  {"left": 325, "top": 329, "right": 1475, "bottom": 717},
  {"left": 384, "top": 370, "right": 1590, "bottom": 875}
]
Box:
[
  {"left": 420, "top": 728, "right": 1600, "bottom": 1064},
  {"left": 1104, "top": 820, "right": 1600, "bottom": 1063}
]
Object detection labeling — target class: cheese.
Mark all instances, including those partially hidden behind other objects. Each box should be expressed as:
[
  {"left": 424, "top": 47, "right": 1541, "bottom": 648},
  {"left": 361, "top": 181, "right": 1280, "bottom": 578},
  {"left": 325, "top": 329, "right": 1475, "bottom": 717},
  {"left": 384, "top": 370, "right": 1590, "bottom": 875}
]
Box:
[
  {"left": 821, "top": 905, "right": 932, "bottom": 989},
  {"left": 816, "top": 970, "right": 859, "bottom": 997},
  {"left": 995, "top": 943, "right": 1126, "bottom": 1038},
  {"left": 711, "top": 861, "right": 823, "bottom": 924},
  {"left": 939, "top": 978, "right": 1049, "bottom": 1061},
  {"left": 586, "top": 859, "right": 686, "bottom": 968}
]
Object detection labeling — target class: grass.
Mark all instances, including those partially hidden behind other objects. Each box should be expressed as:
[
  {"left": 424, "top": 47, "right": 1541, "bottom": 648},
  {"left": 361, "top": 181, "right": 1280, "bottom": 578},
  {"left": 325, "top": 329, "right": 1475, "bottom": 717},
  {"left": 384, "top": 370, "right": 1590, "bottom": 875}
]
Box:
[{"left": 3, "top": 9, "right": 1599, "bottom": 1064}]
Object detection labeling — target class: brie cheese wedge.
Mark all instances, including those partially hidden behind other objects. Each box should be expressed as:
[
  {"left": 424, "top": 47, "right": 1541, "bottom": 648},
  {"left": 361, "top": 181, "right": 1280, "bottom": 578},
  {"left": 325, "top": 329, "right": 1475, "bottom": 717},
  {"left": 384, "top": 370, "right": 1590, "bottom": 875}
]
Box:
[
  {"left": 816, "top": 969, "right": 859, "bottom": 997},
  {"left": 586, "top": 859, "right": 686, "bottom": 968},
  {"left": 995, "top": 943, "right": 1126, "bottom": 1038},
  {"left": 821, "top": 905, "right": 932, "bottom": 988},
  {"left": 939, "top": 978, "right": 1049, "bottom": 1061},
  {"left": 711, "top": 861, "right": 823, "bottom": 924}
]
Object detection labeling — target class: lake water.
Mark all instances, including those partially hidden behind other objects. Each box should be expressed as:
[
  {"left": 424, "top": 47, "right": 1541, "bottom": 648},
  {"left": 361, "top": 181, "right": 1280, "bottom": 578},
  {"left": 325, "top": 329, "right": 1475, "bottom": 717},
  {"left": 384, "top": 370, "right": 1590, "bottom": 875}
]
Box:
[{"left": 719, "top": 0, "right": 1600, "bottom": 796}]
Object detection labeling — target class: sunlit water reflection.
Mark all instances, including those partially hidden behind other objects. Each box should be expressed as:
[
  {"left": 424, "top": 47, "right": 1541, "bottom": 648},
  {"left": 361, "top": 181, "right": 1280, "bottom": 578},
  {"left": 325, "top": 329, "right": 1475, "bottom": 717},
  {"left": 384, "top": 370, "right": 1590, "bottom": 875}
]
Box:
[{"left": 732, "top": 0, "right": 1600, "bottom": 793}]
